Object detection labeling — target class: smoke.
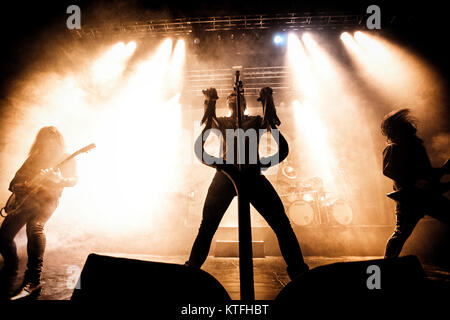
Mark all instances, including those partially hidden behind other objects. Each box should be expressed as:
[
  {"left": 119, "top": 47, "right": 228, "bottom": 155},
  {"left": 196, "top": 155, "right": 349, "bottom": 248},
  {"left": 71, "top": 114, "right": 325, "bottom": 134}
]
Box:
[
  {"left": 0, "top": 3, "right": 448, "bottom": 260},
  {"left": 0, "top": 7, "right": 192, "bottom": 255}
]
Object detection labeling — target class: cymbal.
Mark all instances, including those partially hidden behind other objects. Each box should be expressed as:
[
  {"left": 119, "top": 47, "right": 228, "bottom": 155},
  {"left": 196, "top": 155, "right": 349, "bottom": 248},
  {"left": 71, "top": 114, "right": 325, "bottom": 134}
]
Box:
[{"left": 281, "top": 166, "right": 297, "bottom": 180}]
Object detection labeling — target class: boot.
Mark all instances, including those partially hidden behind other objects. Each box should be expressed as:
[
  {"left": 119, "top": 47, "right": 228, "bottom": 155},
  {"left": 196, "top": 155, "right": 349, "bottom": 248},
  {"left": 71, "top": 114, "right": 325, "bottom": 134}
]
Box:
[
  {"left": 10, "top": 268, "right": 42, "bottom": 301},
  {"left": 9, "top": 281, "right": 42, "bottom": 301}
]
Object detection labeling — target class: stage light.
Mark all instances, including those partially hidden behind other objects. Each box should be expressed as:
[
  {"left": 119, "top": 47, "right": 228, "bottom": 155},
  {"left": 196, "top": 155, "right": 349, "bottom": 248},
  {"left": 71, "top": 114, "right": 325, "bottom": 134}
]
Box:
[
  {"left": 172, "top": 39, "right": 186, "bottom": 64},
  {"left": 126, "top": 41, "right": 137, "bottom": 54},
  {"left": 91, "top": 41, "right": 137, "bottom": 84},
  {"left": 92, "top": 39, "right": 182, "bottom": 233},
  {"left": 343, "top": 31, "right": 440, "bottom": 110},
  {"left": 81, "top": 37, "right": 182, "bottom": 234},
  {"left": 353, "top": 31, "right": 374, "bottom": 49},
  {"left": 292, "top": 100, "right": 335, "bottom": 186},
  {"left": 273, "top": 34, "right": 285, "bottom": 45},
  {"left": 127, "top": 38, "right": 172, "bottom": 94},
  {"left": 287, "top": 33, "right": 317, "bottom": 97},
  {"left": 7, "top": 36, "right": 180, "bottom": 235},
  {"left": 168, "top": 39, "right": 186, "bottom": 94},
  {"left": 340, "top": 31, "right": 364, "bottom": 57},
  {"left": 340, "top": 32, "right": 351, "bottom": 42},
  {"left": 302, "top": 32, "right": 338, "bottom": 77},
  {"left": 301, "top": 32, "right": 313, "bottom": 44},
  {"left": 354, "top": 31, "right": 365, "bottom": 41}
]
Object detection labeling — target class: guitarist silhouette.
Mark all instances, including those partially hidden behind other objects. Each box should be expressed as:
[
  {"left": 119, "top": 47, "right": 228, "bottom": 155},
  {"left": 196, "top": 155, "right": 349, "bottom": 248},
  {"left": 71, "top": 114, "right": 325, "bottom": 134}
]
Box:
[
  {"left": 185, "top": 85, "right": 309, "bottom": 299},
  {"left": 381, "top": 109, "right": 450, "bottom": 258},
  {"left": 0, "top": 126, "right": 79, "bottom": 300}
]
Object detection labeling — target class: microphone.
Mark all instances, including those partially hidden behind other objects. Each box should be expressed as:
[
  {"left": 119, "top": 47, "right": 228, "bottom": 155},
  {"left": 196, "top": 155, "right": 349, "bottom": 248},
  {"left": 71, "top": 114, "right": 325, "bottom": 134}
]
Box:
[
  {"left": 234, "top": 71, "right": 243, "bottom": 95},
  {"left": 234, "top": 70, "right": 240, "bottom": 84}
]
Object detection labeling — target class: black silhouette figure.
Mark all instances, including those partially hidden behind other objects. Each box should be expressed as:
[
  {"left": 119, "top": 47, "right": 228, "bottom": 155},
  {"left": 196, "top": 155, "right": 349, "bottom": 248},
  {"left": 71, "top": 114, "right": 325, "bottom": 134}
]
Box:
[
  {"left": 381, "top": 109, "right": 449, "bottom": 258},
  {"left": 185, "top": 87, "right": 309, "bottom": 281},
  {"left": 0, "top": 126, "right": 78, "bottom": 300}
]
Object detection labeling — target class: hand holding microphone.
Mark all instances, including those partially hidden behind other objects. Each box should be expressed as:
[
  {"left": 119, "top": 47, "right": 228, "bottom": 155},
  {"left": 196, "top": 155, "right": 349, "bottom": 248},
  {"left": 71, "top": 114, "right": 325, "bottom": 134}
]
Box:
[
  {"left": 202, "top": 87, "right": 219, "bottom": 101},
  {"left": 201, "top": 87, "right": 219, "bottom": 125},
  {"left": 258, "top": 87, "right": 280, "bottom": 129}
]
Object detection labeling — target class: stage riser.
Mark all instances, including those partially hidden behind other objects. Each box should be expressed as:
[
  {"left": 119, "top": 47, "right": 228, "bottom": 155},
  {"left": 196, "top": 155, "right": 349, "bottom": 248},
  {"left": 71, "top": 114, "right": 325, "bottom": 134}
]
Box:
[{"left": 212, "top": 219, "right": 449, "bottom": 266}]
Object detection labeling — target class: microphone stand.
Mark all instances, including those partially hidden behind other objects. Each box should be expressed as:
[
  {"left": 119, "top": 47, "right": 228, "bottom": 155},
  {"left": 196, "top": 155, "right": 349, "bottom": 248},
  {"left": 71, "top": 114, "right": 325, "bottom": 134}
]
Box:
[
  {"left": 194, "top": 72, "right": 256, "bottom": 300},
  {"left": 232, "top": 71, "right": 255, "bottom": 300}
]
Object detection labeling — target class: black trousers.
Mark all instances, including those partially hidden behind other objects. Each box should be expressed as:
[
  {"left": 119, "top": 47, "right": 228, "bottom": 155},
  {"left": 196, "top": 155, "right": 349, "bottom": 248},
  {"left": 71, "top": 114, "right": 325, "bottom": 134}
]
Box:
[
  {"left": 0, "top": 195, "right": 58, "bottom": 285},
  {"left": 385, "top": 194, "right": 450, "bottom": 258},
  {"left": 187, "top": 171, "right": 308, "bottom": 279}
]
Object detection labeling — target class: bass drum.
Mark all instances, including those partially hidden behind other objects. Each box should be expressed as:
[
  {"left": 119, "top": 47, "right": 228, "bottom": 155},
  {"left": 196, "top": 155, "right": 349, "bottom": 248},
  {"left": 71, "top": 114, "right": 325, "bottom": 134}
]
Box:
[
  {"left": 329, "top": 200, "right": 353, "bottom": 225},
  {"left": 288, "top": 200, "right": 314, "bottom": 226}
]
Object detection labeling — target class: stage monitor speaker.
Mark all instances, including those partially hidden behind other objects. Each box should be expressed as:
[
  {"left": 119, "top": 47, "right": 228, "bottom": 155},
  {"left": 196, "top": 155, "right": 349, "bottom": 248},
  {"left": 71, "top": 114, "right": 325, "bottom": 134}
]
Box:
[
  {"left": 275, "top": 255, "right": 430, "bottom": 312},
  {"left": 71, "top": 254, "right": 231, "bottom": 303}
]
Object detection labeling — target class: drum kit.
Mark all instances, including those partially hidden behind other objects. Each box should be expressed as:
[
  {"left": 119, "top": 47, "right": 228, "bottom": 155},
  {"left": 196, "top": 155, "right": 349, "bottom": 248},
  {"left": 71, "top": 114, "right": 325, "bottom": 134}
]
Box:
[
  {"left": 278, "top": 164, "right": 353, "bottom": 226},
  {"left": 184, "top": 162, "right": 354, "bottom": 227}
]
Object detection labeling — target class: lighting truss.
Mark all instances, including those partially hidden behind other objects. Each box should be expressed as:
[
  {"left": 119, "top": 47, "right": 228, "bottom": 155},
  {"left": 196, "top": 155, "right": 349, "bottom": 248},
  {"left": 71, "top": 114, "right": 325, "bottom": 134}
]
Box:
[
  {"left": 71, "top": 13, "right": 365, "bottom": 39},
  {"left": 184, "top": 66, "right": 294, "bottom": 97}
]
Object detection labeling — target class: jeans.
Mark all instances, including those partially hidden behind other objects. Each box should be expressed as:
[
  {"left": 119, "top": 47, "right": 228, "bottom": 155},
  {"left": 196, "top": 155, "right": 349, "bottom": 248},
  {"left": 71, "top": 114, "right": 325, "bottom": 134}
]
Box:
[
  {"left": 0, "top": 195, "right": 58, "bottom": 285},
  {"left": 385, "top": 194, "right": 450, "bottom": 258},
  {"left": 187, "top": 171, "right": 308, "bottom": 279}
]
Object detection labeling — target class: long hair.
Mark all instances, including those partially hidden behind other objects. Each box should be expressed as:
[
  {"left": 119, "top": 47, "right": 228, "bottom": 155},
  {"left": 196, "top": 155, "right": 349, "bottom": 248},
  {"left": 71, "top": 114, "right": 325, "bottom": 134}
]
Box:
[
  {"left": 28, "top": 126, "right": 66, "bottom": 158},
  {"left": 381, "top": 108, "right": 420, "bottom": 143}
]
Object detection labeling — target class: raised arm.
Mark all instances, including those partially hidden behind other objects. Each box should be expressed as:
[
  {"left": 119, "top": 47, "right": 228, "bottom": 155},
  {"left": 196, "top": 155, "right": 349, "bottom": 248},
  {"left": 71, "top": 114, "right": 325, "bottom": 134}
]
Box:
[
  {"left": 194, "top": 88, "right": 224, "bottom": 168},
  {"left": 257, "top": 87, "right": 288, "bottom": 169},
  {"left": 201, "top": 87, "right": 219, "bottom": 126}
]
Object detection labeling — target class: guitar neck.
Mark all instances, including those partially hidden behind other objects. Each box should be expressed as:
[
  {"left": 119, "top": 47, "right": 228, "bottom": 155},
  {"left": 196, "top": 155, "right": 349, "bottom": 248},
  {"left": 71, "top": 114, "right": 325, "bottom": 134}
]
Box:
[
  {"left": 55, "top": 153, "right": 77, "bottom": 169},
  {"left": 27, "top": 144, "right": 94, "bottom": 185}
]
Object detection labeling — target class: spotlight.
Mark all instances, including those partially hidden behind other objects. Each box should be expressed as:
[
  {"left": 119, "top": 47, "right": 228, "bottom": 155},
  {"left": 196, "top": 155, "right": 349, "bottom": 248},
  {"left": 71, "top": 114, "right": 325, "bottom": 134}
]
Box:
[
  {"left": 302, "top": 32, "right": 312, "bottom": 43},
  {"left": 273, "top": 34, "right": 285, "bottom": 45},
  {"left": 91, "top": 41, "right": 137, "bottom": 84},
  {"left": 340, "top": 32, "right": 352, "bottom": 42},
  {"left": 193, "top": 37, "right": 200, "bottom": 45},
  {"left": 340, "top": 31, "right": 363, "bottom": 55}
]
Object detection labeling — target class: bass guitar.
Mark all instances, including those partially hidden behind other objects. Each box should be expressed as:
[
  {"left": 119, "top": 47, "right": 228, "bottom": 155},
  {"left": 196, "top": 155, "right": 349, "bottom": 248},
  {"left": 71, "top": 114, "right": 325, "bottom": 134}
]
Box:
[{"left": 387, "top": 158, "right": 450, "bottom": 202}]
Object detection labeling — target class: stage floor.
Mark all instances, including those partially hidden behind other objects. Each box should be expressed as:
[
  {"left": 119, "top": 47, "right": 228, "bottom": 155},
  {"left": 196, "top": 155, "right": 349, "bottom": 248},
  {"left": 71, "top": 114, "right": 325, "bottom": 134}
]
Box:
[{"left": 9, "top": 252, "right": 446, "bottom": 300}]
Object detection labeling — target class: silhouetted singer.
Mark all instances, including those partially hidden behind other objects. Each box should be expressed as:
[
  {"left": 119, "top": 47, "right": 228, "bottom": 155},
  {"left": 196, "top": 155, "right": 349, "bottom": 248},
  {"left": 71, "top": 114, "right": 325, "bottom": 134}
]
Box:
[{"left": 185, "top": 86, "right": 309, "bottom": 280}]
